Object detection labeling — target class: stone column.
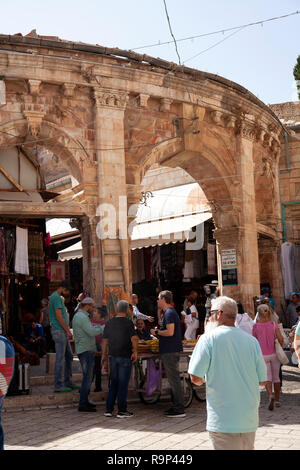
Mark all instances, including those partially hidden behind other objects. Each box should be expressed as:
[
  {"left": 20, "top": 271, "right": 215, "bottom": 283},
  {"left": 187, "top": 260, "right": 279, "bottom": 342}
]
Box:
[
  {"left": 258, "top": 237, "right": 283, "bottom": 318},
  {"left": 80, "top": 215, "right": 104, "bottom": 302},
  {"left": 235, "top": 121, "right": 260, "bottom": 313},
  {"left": 93, "top": 87, "right": 131, "bottom": 293},
  {"left": 127, "top": 183, "right": 143, "bottom": 291}
]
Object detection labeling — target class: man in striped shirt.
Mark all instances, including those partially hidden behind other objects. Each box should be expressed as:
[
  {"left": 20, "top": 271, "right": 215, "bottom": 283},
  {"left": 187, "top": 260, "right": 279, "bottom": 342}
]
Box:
[{"left": 0, "top": 336, "right": 14, "bottom": 450}]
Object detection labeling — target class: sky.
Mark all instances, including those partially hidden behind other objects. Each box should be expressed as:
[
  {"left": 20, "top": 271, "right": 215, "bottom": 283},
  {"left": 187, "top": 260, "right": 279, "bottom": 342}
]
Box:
[{"left": 1, "top": 0, "right": 300, "bottom": 104}]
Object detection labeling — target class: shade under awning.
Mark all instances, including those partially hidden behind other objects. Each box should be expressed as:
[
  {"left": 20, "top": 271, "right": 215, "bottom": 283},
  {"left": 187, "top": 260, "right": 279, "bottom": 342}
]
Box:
[{"left": 58, "top": 241, "right": 83, "bottom": 261}]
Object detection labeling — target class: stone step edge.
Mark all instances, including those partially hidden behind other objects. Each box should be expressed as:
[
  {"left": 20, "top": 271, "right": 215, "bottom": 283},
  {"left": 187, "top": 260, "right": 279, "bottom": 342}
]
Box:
[{"left": 3, "top": 393, "right": 171, "bottom": 412}]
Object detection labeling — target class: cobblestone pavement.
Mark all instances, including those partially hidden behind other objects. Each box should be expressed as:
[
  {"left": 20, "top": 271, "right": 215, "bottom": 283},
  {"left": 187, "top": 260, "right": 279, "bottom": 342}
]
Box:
[{"left": 2, "top": 366, "right": 300, "bottom": 451}]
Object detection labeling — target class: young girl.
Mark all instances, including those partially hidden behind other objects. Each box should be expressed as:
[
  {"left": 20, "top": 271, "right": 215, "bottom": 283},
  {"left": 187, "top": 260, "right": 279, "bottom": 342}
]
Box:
[{"left": 181, "top": 296, "right": 199, "bottom": 340}]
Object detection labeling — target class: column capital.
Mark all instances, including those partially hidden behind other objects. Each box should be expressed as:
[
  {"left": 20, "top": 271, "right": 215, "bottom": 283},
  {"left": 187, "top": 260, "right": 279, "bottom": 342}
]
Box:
[{"left": 93, "top": 87, "right": 128, "bottom": 110}]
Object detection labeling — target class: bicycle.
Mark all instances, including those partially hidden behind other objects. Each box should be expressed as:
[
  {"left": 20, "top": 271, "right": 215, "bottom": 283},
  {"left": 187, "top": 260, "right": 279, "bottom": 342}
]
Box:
[{"left": 136, "top": 353, "right": 206, "bottom": 407}]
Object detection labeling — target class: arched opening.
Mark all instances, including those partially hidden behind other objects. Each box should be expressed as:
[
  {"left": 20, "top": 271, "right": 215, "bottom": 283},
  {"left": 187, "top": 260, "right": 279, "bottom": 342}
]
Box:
[{"left": 0, "top": 120, "right": 90, "bottom": 347}]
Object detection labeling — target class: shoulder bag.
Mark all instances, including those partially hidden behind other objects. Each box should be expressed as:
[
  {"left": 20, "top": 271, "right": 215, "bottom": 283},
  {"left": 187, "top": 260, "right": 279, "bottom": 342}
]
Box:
[{"left": 274, "top": 322, "right": 289, "bottom": 365}]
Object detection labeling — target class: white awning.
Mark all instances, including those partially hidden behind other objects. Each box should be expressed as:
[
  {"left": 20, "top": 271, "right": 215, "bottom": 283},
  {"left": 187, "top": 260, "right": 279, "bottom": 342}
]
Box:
[
  {"left": 58, "top": 241, "right": 83, "bottom": 261},
  {"left": 130, "top": 212, "right": 212, "bottom": 250},
  {"left": 129, "top": 182, "right": 212, "bottom": 250}
]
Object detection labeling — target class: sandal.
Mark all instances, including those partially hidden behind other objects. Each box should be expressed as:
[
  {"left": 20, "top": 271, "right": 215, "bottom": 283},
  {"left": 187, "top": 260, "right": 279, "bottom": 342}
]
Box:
[
  {"left": 268, "top": 397, "right": 274, "bottom": 411},
  {"left": 275, "top": 401, "right": 280, "bottom": 408}
]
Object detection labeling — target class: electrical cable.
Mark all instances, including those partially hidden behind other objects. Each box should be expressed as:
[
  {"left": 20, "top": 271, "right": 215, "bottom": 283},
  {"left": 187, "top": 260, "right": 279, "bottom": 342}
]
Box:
[{"left": 132, "top": 10, "right": 300, "bottom": 51}]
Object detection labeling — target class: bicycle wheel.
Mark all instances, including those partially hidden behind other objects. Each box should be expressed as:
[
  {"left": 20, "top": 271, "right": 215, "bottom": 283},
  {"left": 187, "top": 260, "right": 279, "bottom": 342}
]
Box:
[
  {"left": 138, "top": 379, "right": 161, "bottom": 405},
  {"left": 181, "top": 376, "right": 193, "bottom": 408},
  {"left": 193, "top": 383, "right": 206, "bottom": 402}
]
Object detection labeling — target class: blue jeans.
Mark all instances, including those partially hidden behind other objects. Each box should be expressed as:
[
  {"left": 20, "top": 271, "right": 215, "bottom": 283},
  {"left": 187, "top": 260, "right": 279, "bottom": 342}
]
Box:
[
  {"left": 78, "top": 351, "right": 95, "bottom": 407},
  {"left": 51, "top": 330, "right": 73, "bottom": 390},
  {"left": 106, "top": 357, "right": 132, "bottom": 413},
  {"left": 0, "top": 399, "right": 4, "bottom": 450}
]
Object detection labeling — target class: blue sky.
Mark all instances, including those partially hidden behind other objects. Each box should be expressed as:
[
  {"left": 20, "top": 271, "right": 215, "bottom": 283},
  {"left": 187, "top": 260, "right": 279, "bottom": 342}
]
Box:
[{"left": 1, "top": 0, "right": 299, "bottom": 104}]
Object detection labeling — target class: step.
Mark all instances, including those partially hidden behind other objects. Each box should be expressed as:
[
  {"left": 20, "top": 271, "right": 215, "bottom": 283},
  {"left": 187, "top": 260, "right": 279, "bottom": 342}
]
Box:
[
  {"left": 3, "top": 383, "right": 171, "bottom": 412},
  {"left": 103, "top": 251, "right": 122, "bottom": 255}
]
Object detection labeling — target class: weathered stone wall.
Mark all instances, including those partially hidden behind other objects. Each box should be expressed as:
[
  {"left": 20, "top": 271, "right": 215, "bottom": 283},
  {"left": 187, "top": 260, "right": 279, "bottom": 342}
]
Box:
[{"left": 0, "top": 34, "right": 284, "bottom": 312}]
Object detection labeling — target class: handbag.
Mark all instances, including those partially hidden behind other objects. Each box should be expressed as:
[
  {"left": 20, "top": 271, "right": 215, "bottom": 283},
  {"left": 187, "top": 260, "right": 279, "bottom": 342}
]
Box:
[{"left": 274, "top": 322, "right": 289, "bottom": 365}]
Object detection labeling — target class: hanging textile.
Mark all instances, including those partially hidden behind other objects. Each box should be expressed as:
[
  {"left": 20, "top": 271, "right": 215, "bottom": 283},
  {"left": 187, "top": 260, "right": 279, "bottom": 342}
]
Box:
[
  {"left": 14, "top": 226, "right": 29, "bottom": 275},
  {"left": 28, "top": 232, "right": 45, "bottom": 277},
  {"left": 176, "top": 242, "right": 185, "bottom": 268},
  {"left": 0, "top": 228, "right": 8, "bottom": 275},
  {"left": 280, "top": 242, "right": 296, "bottom": 299},
  {"left": 293, "top": 244, "right": 300, "bottom": 292},
  {"left": 103, "top": 286, "right": 132, "bottom": 320},
  {"left": 5, "top": 229, "right": 15, "bottom": 273}
]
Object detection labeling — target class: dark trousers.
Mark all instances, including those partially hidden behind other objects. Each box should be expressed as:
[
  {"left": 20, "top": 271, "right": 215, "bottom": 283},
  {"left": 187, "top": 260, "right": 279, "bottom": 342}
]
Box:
[
  {"left": 106, "top": 356, "right": 132, "bottom": 413},
  {"left": 162, "top": 352, "right": 184, "bottom": 413},
  {"left": 93, "top": 344, "right": 102, "bottom": 390},
  {"left": 78, "top": 351, "right": 95, "bottom": 407}
]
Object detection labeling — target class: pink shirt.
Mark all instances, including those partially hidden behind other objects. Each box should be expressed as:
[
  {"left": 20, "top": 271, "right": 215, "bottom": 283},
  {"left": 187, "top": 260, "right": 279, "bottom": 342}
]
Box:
[{"left": 252, "top": 321, "right": 278, "bottom": 355}]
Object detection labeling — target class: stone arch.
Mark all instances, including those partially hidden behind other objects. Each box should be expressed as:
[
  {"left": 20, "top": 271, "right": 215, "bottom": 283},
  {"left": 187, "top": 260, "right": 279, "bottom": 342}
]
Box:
[
  {"left": 136, "top": 137, "right": 236, "bottom": 230},
  {"left": 0, "top": 118, "right": 91, "bottom": 183}
]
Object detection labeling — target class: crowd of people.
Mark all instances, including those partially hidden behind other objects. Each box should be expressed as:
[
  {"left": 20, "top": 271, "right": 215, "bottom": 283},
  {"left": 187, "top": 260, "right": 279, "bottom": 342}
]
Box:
[{"left": 1, "top": 280, "right": 300, "bottom": 451}]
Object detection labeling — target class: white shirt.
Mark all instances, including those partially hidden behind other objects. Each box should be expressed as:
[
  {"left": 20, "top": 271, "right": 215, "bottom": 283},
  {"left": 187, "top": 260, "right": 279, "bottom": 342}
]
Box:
[
  {"left": 235, "top": 313, "right": 254, "bottom": 336},
  {"left": 133, "top": 305, "right": 148, "bottom": 324}
]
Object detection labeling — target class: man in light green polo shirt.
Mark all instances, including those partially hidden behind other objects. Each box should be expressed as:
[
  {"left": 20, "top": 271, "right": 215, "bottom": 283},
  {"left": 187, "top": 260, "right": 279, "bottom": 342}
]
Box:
[
  {"left": 49, "top": 280, "right": 80, "bottom": 393},
  {"left": 72, "top": 297, "right": 104, "bottom": 412}
]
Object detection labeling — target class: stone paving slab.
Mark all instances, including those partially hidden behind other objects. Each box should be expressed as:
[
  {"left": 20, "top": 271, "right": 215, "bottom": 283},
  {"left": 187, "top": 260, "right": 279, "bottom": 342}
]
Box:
[{"left": 1, "top": 365, "right": 300, "bottom": 451}]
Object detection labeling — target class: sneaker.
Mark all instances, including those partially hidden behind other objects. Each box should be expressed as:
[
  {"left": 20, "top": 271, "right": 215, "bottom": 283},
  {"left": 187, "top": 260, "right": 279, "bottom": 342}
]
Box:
[
  {"left": 116, "top": 411, "right": 134, "bottom": 418},
  {"left": 54, "top": 387, "right": 73, "bottom": 393},
  {"left": 165, "top": 410, "right": 186, "bottom": 418},
  {"left": 104, "top": 412, "right": 113, "bottom": 417},
  {"left": 164, "top": 407, "right": 175, "bottom": 415},
  {"left": 70, "top": 384, "right": 81, "bottom": 390}
]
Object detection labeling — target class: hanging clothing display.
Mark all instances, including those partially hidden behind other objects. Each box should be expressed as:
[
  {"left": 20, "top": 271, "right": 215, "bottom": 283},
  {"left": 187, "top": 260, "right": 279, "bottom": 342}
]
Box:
[
  {"left": 280, "top": 242, "right": 296, "bottom": 299},
  {"left": 14, "top": 226, "right": 29, "bottom": 275},
  {"left": 28, "top": 232, "right": 45, "bottom": 277},
  {"left": 0, "top": 228, "right": 8, "bottom": 275},
  {"left": 5, "top": 229, "right": 15, "bottom": 273}
]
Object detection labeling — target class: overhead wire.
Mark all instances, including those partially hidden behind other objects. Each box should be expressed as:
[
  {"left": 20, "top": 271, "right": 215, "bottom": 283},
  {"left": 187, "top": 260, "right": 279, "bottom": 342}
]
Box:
[{"left": 131, "top": 10, "right": 300, "bottom": 51}]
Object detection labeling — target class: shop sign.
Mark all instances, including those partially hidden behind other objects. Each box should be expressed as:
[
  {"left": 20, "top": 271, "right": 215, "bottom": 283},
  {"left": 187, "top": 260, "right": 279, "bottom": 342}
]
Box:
[
  {"left": 222, "top": 268, "right": 238, "bottom": 286},
  {"left": 221, "top": 249, "right": 237, "bottom": 267},
  {"left": 50, "top": 262, "right": 65, "bottom": 282}
]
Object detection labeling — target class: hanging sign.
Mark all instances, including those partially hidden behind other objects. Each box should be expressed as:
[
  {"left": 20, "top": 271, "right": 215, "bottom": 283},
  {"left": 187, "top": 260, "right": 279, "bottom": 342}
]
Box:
[
  {"left": 221, "top": 249, "right": 237, "bottom": 267},
  {"left": 50, "top": 262, "right": 65, "bottom": 283}
]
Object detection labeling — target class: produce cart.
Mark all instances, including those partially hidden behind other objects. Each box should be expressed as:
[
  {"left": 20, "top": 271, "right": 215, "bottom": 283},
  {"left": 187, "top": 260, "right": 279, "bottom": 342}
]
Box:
[{"left": 134, "top": 339, "right": 206, "bottom": 407}]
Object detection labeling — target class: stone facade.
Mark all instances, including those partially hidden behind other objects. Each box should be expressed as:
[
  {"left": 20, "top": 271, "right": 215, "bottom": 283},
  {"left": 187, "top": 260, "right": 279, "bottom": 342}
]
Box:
[{"left": 0, "top": 33, "right": 285, "bottom": 313}]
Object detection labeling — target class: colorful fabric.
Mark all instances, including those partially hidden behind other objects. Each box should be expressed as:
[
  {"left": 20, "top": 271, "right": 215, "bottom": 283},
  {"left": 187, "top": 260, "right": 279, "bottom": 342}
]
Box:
[
  {"left": 103, "top": 287, "right": 132, "bottom": 320},
  {"left": 28, "top": 232, "right": 45, "bottom": 277},
  {"left": 0, "top": 336, "right": 15, "bottom": 399},
  {"left": 0, "top": 229, "right": 8, "bottom": 276}
]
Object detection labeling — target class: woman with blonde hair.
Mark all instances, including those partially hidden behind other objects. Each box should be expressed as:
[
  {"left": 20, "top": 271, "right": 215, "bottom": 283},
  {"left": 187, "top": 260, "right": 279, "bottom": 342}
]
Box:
[{"left": 252, "top": 304, "right": 283, "bottom": 410}]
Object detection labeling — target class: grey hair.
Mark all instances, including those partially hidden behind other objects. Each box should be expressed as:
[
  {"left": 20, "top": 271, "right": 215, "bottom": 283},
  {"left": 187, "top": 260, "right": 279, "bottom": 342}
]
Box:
[
  {"left": 117, "top": 300, "right": 129, "bottom": 314},
  {"left": 211, "top": 296, "right": 238, "bottom": 320}
]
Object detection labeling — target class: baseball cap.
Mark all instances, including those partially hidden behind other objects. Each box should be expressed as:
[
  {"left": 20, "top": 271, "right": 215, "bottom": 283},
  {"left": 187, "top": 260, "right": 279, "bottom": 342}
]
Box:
[{"left": 80, "top": 297, "right": 95, "bottom": 305}]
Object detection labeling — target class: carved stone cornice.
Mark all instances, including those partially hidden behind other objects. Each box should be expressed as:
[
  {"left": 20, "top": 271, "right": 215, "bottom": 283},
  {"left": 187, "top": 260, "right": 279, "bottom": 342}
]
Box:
[
  {"left": 23, "top": 110, "right": 45, "bottom": 137},
  {"left": 93, "top": 87, "right": 128, "bottom": 109},
  {"left": 160, "top": 98, "right": 173, "bottom": 112},
  {"left": 63, "top": 83, "right": 76, "bottom": 97},
  {"left": 138, "top": 93, "right": 150, "bottom": 108},
  {"left": 213, "top": 226, "right": 241, "bottom": 246},
  {"left": 28, "top": 79, "right": 42, "bottom": 95}
]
